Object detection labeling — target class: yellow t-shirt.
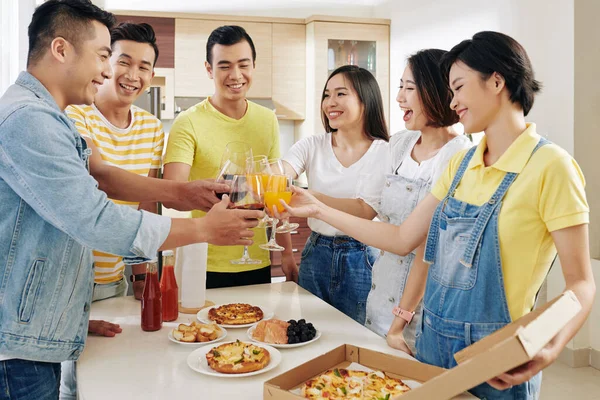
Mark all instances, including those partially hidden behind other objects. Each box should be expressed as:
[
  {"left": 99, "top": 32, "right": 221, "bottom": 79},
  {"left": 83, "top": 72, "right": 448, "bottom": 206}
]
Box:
[
  {"left": 431, "top": 123, "right": 589, "bottom": 321},
  {"left": 164, "top": 98, "right": 280, "bottom": 273},
  {"left": 67, "top": 104, "right": 164, "bottom": 284}
]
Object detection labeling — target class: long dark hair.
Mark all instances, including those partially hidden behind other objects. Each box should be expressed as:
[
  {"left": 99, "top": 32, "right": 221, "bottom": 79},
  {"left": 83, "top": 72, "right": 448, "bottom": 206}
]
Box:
[
  {"left": 440, "top": 31, "right": 541, "bottom": 116},
  {"left": 321, "top": 65, "right": 389, "bottom": 142},
  {"left": 407, "top": 49, "right": 459, "bottom": 128}
]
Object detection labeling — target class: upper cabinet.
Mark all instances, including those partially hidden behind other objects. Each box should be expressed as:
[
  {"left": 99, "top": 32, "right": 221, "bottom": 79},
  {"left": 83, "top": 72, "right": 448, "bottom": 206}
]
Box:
[
  {"left": 298, "top": 17, "right": 390, "bottom": 141},
  {"left": 115, "top": 15, "right": 175, "bottom": 68},
  {"left": 174, "top": 19, "right": 272, "bottom": 99}
]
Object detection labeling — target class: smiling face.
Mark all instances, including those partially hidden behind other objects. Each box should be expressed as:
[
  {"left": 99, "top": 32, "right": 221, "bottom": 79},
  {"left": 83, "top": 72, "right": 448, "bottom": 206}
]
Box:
[
  {"left": 321, "top": 73, "right": 364, "bottom": 132},
  {"left": 396, "top": 65, "right": 428, "bottom": 131},
  {"left": 448, "top": 61, "right": 502, "bottom": 134},
  {"left": 65, "top": 20, "right": 113, "bottom": 106},
  {"left": 206, "top": 40, "right": 254, "bottom": 102},
  {"left": 96, "top": 39, "right": 156, "bottom": 106}
]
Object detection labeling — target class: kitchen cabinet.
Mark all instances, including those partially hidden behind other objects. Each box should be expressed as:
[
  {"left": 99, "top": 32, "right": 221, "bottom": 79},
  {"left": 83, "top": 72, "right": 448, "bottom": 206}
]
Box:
[
  {"left": 174, "top": 19, "right": 272, "bottom": 98},
  {"left": 297, "top": 17, "right": 390, "bottom": 141},
  {"left": 115, "top": 15, "right": 175, "bottom": 69}
]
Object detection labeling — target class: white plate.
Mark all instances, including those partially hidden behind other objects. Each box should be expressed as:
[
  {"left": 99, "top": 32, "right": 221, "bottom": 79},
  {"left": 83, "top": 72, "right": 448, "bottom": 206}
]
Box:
[
  {"left": 246, "top": 325, "right": 321, "bottom": 348},
  {"left": 196, "top": 304, "right": 274, "bottom": 328},
  {"left": 186, "top": 341, "right": 282, "bottom": 378},
  {"left": 168, "top": 326, "right": 227, "bottom": 346}
]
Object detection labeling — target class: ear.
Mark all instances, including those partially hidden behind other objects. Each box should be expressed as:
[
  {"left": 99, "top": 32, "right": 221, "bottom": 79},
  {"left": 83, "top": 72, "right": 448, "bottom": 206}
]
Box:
[
  {"left": 49, "top": 37, "right": 70, "bottom": 64},
  {"left": 490, "top": 71, "right": 505, "bottom": 94},
  {"left": 205, "top": 61, "right": 214, "bottom": 79}
]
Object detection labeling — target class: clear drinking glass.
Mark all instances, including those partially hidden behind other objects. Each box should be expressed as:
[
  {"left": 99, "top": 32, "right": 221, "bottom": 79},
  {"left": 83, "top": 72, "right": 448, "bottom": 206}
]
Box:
[
  {"left": 264, "top": 159, "right": 299, "bottom": 234},
  {"left": 259, "top": 173, "right": 293, "bottom": 252},
  {"left": 246, "top": 155, "right": 272, "bottom": 228},
  {"left": 229, "top": 174, "right": 265, "bottom": 265}
]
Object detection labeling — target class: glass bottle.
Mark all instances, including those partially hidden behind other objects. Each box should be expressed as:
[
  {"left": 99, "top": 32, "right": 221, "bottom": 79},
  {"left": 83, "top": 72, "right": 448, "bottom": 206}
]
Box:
[
  {"left": 348, "top": 40, "right": 358, "bottom": 65},
  {"left": 367, "top": 42, "right": 376, "bottom": 72},
  {"left": 336, "top": 40, "right": 346, "bottom": 69},
  {"left": 160, "top": 250, "right": 178, "bottom": 322},
  {"left": 141, "top": 259, "right": 162, "bottom": 331}
]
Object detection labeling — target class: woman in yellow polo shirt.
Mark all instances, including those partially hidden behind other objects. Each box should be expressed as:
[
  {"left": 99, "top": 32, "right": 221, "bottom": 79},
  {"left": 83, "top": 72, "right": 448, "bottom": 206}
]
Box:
[{"left": 283, "top": 31, "right": 595, "bottom": 399}]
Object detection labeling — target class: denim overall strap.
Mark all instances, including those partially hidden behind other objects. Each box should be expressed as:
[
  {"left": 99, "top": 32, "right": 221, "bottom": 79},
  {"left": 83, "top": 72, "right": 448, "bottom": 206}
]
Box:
[
  {"left": 424, "top": 146, "right": 477, "bottom": 264},
  {"left": 460, "top": 137, "right": 551, "bottom": 267}
]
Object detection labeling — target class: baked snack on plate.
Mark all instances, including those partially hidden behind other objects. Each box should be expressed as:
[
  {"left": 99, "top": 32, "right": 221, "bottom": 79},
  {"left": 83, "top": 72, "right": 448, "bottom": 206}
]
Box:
[
  {"left": 205, "top": 339, "right": 270, "bottom": 374},
  {"left": 169, "top": 321, "right": 225, "bottom": 345},
  {"left": 208, "top": 303, "right": 264, "bottom": 325},
  {"left": 302, "top": 368, "right": 411, "bottom": 399}
]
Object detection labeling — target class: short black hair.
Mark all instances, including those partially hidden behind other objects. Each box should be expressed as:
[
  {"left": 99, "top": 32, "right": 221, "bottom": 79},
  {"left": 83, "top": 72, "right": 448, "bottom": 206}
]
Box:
[
  {"left": 440, "top": 31, "right": 541, "bottom": 116},
  {"left": 407, "top": 49, "right": 459, "bottom": 128},
  {"left": 111, "top": 22, "right": 159, "bottom": 66},
  {"left": 206, "top": 25, "right": 256, "bottom": 66},
  {"left": 321, "top": 65, "right": 389, "bottom": 142},
  {"left": 27, "top": 0, "right": 115, "bottom": 67}
]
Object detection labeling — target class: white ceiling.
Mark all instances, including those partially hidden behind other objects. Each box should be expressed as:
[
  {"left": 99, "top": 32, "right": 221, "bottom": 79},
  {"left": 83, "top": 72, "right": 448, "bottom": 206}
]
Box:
[{"left": 101, "top": 0, "right": 390, "bottom": 16}]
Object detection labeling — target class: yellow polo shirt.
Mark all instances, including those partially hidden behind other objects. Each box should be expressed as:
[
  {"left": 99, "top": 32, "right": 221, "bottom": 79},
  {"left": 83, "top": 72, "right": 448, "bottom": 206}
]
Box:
[
  {"left": 164, "top": 98, "right": 280, "bottom": 273},
  {"left": 431, "top": 124, "right": 589, "bottom": 321}
]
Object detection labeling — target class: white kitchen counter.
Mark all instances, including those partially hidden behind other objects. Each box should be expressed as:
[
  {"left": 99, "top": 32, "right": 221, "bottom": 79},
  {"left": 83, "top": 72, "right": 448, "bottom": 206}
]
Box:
[{"left": 78, "top": 282, "right": 475, "bottom": 399}]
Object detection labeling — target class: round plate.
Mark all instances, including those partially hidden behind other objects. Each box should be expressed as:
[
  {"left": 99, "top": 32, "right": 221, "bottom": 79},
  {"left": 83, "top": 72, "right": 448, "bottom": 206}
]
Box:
[
  {"left": 186, "top": 341, "right": 282, "bottom": 378},
  {"left": 168, "top": 326, "right": 227, "bottom": 346},
  {"left": 246, "top": 325, "right": 321, "bottom": 348},
  {"left": 196, "top": 304, "right": 274, "bottom": 328}
]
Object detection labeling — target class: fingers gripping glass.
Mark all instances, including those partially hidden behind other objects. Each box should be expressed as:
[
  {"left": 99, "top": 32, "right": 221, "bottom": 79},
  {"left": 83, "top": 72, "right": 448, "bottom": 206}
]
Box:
[{"left": 229, "top": 174, "right": 264, "bottom": 265}]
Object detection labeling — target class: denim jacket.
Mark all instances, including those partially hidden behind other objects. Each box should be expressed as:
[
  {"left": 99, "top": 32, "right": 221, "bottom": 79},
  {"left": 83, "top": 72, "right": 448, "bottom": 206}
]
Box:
[{"left": 0, "top": 72, "right": 171, "bottom": 362}]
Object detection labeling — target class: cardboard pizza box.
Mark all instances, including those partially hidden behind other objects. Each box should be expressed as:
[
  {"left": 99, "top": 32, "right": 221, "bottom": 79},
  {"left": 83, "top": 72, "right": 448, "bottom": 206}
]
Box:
[{"left": 264, "top": 290, "right": 581, "bottom": 400}]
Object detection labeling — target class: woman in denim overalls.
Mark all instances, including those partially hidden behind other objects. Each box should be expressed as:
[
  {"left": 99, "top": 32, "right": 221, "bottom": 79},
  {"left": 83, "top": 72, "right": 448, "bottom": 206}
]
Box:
[
  {"left": 285, "top": 32, "right": 595, "bottom": 399},
  {"left": 364, "top": 50, "right": 471, "bottom": 353}
]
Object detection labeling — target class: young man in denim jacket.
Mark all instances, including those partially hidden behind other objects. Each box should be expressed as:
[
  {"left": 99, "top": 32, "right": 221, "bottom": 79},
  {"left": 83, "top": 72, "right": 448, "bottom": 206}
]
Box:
[{"left": 0, "top": 2, "right": 262, "bottom": 399}]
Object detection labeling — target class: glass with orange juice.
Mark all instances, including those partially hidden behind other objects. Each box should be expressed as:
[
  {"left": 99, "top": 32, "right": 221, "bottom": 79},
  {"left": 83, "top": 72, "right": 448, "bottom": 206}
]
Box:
[{"left": 259, "top": 173, "right": 293, "bottom": 252}]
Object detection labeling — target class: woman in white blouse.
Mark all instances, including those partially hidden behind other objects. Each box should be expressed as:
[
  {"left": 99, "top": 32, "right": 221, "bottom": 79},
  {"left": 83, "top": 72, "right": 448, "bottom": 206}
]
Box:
[{"left": 283, "top": 65, "right": 390, "bottom": 324}]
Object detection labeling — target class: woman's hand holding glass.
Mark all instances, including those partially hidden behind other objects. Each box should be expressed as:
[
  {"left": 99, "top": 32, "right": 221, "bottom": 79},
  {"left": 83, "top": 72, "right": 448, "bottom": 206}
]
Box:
[{"left": 279, "top": 186, "right": 325, "bottom": 219}]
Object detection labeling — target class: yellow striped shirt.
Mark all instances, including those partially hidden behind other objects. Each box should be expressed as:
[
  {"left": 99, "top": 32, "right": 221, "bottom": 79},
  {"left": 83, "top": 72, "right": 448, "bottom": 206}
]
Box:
[{"left": 67, "top": 104, "right": 164, "bottom": 284}]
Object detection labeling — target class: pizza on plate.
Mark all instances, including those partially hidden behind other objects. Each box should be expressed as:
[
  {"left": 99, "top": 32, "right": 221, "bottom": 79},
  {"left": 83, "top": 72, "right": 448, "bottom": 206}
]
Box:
[
  {"left": 301, "top": 368, "right": 411, "bottom": 399},
  {"left": 208, "top": 303, "right": 264, "bottom": 325},
  {"left": 205, "top": 340, "right": 270, "bottom": 374}
]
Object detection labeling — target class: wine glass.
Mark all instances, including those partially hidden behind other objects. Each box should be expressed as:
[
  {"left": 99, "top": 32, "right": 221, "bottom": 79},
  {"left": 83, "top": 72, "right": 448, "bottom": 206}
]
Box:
[
  {"left": 259, "top": 173, "right": 293, "bottom": 252},
  {"left": 247, "top": 155, "right": 271, "bottom": 228},
  {"left": 229, "top": 174, "right": 264, "bottom": 265},
  {"left": 216, "top": 141, "right": 253, "bottom": 199},
  {"left": 264, "top": 159, "right": 300, "bottom": 234}
]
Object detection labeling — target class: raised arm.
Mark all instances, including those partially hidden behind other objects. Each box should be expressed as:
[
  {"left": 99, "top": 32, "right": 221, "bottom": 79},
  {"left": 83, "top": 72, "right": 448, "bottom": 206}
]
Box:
[{"left": 284, "top": 188, "right": 439, "bottom": 256}]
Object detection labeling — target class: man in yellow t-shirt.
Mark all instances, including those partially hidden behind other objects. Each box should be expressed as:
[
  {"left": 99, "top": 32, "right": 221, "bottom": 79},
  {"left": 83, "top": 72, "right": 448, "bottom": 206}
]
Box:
[{"left": 164, "top": 25, "right": 297, "bottom": 288}]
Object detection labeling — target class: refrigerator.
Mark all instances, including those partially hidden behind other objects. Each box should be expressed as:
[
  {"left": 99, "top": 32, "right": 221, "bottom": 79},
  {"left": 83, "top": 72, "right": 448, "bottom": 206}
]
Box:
[{"left": 133, "top": 86, "right": 162, "bottom": 119}]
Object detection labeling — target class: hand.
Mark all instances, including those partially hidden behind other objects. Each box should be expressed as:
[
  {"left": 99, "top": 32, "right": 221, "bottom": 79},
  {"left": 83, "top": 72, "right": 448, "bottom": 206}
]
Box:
[
  {"left": 133, "top": 280, "right": 144, "bottom": 300},
  {"left": 88, "top": 320, "right": 122, "bottom": 337},
  {"left": 201, "top": 195, "right": 264, "bottom": 246},
  {"left": 281, "top": 186, "right": 324, "bottom": 219},
  {"left": 172, "top": 179, "right": 231, "bottom": 212},
  {"left": 281, "top": 255, "right": 299, "bottom": 283},
  {"left": 487, "top": 337, "right": 560, "bottom": 390},
  {"left": 386, "top": 326, "right": 413, "bottom": 356}
]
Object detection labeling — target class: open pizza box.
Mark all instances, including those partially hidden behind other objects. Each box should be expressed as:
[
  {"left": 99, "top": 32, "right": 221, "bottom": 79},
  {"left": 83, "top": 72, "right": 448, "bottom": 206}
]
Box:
[{"left": 264, "top": 290, "right": 581, "bottom": 399}]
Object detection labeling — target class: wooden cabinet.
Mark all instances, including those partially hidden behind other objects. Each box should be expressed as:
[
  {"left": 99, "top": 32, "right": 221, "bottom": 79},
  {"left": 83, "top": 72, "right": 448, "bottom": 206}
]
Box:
[
  {"left": 297, "top": 18, "right": 390, "bottom": 141},
  {"left": 270, "top": 217, "right": 310, "bottom": 271},
  {"left": 271, "top": 23, "right": 306, "bottom": 120},
  {"left": 115, "top": 15, "right": 175, "bottom": 69},
  {"left": 174, "top": 19, "right": 272, "bottom": 98}
]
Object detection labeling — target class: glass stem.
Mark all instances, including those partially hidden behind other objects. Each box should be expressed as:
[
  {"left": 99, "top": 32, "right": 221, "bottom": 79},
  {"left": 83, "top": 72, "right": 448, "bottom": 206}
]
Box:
[
  {"left": 269, "top": 218, "right": 279, "bottom": 244},
  {"left": 241, "top": 246, "right": 251, "bottom": 260}
]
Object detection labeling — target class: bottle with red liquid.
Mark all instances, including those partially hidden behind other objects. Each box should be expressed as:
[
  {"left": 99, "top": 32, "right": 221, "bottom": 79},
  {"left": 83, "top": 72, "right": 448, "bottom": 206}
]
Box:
[
  {"left": 160, "top": 250, "right": 178, "bottom": 322},
  {"left": 141, "top": 259, "right": 162, "bottom": 331}
]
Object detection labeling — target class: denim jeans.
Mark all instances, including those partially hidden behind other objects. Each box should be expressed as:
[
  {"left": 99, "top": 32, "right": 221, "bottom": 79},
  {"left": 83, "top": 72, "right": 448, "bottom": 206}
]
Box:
[
  {"left": 59, "top": 278, "right": 128, "bottom": 400},
  {"left": 0, "top": 359, "right": 61, "bottom": 400},
  {"left": 299, "top": 232, "right": 376, "bottom": 324}
]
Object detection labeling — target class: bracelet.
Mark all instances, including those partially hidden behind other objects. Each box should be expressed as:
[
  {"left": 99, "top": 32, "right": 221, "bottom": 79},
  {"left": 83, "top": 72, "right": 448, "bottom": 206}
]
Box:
[
  {"left": 392, "top": 306, "right": 415, "bottom": 324},
  {"left": 129, "top": 273, "right": 146, "bottom": 283}
]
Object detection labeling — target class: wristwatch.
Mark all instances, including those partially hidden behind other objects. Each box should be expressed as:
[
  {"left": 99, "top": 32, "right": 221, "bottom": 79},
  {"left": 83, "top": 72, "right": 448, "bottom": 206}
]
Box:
[
  {"left": 392, "top": 306, "right": 415, "bottom": 324},
  {"left": 129, "top": 273, "right": 146, "bottom": 283}
]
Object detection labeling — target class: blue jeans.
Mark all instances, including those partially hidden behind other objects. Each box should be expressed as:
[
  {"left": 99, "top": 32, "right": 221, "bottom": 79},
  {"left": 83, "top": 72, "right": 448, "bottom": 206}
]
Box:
[
  {"left": 299, "top": 232, "right": 376, "bottom": 324},
  {"left": 0, "top": 359, "right": 61, "bottom": 400}
]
